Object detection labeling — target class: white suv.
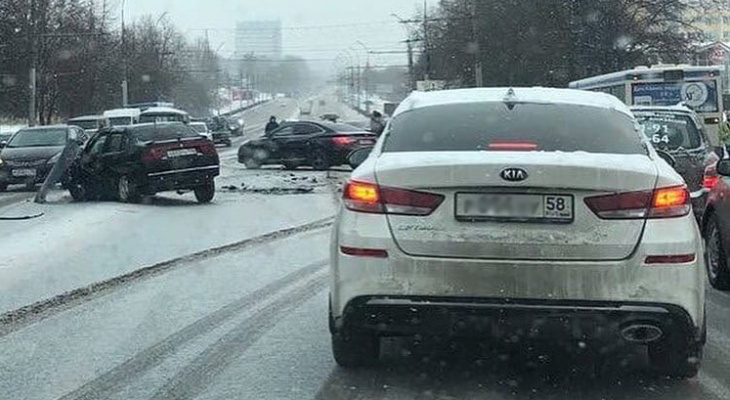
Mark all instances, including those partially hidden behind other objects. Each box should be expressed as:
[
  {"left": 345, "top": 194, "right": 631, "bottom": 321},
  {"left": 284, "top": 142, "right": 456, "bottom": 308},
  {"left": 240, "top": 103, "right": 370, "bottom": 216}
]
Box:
[{"left": 329, "top": 88, "right": 706, "bottom": 378}]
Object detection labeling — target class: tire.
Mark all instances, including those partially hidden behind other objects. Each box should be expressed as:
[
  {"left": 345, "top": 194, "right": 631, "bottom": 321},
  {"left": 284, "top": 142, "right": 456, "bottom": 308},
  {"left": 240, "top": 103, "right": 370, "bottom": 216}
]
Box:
[
  {"left": 649, "top": 337, "right": 703, "bottom": 379},
  {"left": 705, "top": 215, "right": 730, "bottom": 290},
  {"left": 194, "top": 181, "right": 215, "bottom": 203},
  {"left": 310, "top": 150, "right": 330, "bottom": 171},
  {"left": 117, "top": 174, "right": 141, "bottom": 203},
  {"left": 331, "top": 330, "right": 380, "bottom": 368},
  {"left": 283, "top": 161, "right": 299, "bottom": 170},
  {"left": 0, "top": 182, "right": 7, "bottom": 192},
  {"left": 225, "top": 140, "right": 232, "bottom": 147},
  {"left": 243, "top": 156, "right": 261, "bottom": 169}
]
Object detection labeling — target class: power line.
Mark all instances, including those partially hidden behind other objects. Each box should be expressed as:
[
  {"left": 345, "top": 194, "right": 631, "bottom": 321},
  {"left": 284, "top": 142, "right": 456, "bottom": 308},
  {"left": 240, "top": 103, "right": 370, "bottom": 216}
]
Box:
[{"left": 187, "top": 20, "right": 395, "bottom": 32}]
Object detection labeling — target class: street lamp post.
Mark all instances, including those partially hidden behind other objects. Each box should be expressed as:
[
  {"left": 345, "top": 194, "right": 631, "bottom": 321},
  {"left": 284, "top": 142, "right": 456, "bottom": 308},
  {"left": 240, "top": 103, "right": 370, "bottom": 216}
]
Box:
[{"left": 354, "top": 40, "right": 372, "bottom": 113}]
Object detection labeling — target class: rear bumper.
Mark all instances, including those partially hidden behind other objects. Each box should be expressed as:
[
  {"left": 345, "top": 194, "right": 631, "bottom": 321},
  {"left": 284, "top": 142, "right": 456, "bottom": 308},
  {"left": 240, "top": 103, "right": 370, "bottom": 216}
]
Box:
[
  {"left": 338, "top": 296, "right": 702, "bottom": 344},
  {"left": 330, "top": 210, "right": 706, "bottom": 339},
  {"left": 144, "top": 165, "right": 219, "bottom": 193},
  {"left": 0, "top": 165, "right": 53, "bottom": 185}
]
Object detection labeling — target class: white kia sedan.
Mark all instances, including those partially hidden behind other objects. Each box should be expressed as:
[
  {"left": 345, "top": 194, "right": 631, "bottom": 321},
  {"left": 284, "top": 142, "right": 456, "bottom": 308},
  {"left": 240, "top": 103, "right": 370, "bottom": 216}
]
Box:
[{"left": 329, "top": 87, "right": 706, "bottom": 378}]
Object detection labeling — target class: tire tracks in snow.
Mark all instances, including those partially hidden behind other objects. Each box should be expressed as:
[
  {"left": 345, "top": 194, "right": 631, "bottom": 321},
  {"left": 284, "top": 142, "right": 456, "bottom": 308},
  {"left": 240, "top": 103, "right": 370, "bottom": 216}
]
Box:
[
  {"left": 57, "top": 260, "right": 328, "bottom": 400},
  {"left": 0, "top": 217, "right": 333, "bottom": 338}
]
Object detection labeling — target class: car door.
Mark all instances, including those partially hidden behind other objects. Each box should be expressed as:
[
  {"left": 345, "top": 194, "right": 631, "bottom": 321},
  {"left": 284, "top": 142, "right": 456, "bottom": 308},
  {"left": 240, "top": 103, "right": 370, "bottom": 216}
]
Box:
[
  {"left": 98, "top": 132, "right": 129, "bottom": 177},
  {"left": 290, "top": 123, "right": 326, "bottom": 161},
  {"left": 78, "top": 132, "right": 110, "bottom": 182},
  {"left": 266, "top": 124, "right": 296, "bottom": 162}
]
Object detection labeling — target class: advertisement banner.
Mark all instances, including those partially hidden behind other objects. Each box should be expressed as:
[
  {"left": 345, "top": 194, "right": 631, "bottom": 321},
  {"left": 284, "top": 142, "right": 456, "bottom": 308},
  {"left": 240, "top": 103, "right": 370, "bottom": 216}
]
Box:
[{"left": 631, "top": 80, "right": 719, "bottom": 113}]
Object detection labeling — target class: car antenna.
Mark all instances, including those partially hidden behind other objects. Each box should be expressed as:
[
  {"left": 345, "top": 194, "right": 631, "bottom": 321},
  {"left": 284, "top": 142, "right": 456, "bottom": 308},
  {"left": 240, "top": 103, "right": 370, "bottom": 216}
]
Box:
[{"left": 503, "top": 88, "right": 518, "bottom": 111}]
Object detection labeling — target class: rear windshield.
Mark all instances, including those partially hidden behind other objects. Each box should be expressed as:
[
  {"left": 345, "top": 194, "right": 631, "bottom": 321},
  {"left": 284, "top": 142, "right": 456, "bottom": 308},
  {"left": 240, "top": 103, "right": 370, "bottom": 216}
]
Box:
[
  {"left": 109, "top": 117, "right": 132, "bottom": 126},
  {"left": 634, "top": 112, "right": 701, "bottom": 150},
  {"left": 382, "top": 103, "right": 645, "bottom": 154},
  {"left": 7, "top": 128, "right": 67, "bottom": 148},
  {"left": 69, "top": 120, "right": 98, "bottom": 130},
  {"left": 132, "top": 124, "right": 199, "bottom": 142},
  {"left": 320, "top": 122, "right": 364, "bottom": 132}
]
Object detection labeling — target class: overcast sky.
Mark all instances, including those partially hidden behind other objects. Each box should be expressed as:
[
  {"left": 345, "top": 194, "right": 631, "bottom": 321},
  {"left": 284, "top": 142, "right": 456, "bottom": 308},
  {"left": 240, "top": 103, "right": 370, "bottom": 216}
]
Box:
[{"left": 124, "top": 0, "right": 423, "bottom": 69}]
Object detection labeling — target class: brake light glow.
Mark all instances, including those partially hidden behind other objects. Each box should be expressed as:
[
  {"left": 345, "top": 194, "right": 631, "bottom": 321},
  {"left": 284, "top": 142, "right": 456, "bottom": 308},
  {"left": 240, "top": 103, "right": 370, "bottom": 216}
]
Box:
[
  {"left": 332, "top": 136, "right": 355, "bottom": 146},
  {"left": 340, "top": 246, "right": 389, "bottom": 258},
  {"left": 645, "top": 254, "right": 696, "bottom": 264},
  {"left": 488, "top": 141, "right": 538, "bottom": 151},
  {"left": 343, "top": 180, "right": 444, "bottom": 215},
  {"left": 141, "top": 147, "right": 165, "bottom": 163},
  {"left": 584, "top": 185, "right": 690, "bottom": 219},
  {"left": 704, "top": 175, "right": 719, "bottom": 190}
]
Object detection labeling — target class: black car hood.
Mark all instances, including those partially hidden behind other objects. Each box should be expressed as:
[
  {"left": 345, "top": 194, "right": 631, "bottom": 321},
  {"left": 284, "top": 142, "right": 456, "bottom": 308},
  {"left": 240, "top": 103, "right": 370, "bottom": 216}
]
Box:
[{"left": 1, "top": 146, "right": 64, "bottom": 162}]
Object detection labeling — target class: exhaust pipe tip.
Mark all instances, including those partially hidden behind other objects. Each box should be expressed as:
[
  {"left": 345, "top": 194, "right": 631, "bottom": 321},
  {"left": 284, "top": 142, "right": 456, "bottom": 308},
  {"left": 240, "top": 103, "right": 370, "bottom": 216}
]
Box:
[{"left": 620, "top": 323, "right": 663, "bottom": 343}]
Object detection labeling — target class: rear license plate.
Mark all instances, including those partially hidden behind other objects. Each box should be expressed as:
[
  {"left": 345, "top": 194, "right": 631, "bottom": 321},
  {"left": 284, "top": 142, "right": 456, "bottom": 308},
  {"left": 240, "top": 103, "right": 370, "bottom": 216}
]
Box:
[
  {"left": 455, "top": 193, "right": 573, "bottom": 223},
  {"left": 358, "top": 139, "right": 375, "bottom": 145},
  {"left": 167, "top": 149, "right": 198, "bottom": 158},
  {"left": 12, "top": 168, "right": 36, "bottom": 177}
]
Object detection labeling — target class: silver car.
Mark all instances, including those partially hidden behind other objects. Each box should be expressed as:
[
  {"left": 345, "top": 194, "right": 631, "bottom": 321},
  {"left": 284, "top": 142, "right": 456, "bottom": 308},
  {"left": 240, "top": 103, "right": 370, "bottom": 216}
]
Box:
[{"left": 329, "top": 88, "right": 706, "bottom": 378}]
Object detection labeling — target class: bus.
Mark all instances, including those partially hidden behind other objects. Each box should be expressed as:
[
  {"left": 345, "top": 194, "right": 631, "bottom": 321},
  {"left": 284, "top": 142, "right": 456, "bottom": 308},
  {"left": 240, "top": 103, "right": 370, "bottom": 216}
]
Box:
[{"left": 569, "top": 65, "right": 724, "bottom": 145}]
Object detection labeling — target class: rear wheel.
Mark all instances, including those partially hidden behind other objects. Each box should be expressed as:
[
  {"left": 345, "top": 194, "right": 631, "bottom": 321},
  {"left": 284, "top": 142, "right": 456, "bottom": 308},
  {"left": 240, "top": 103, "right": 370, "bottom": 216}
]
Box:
[
  {"left": 283, "top": 161, "right": 299, "bottom": 170},
  {"left": 0, "top": 182, "right": 7, "bottom": 192},
  {"left": 649, "top": 337, "right": 703, "bottom": 379},
  {"left": 705, "top": 215, "right": 730, "bottom": 290},
  {"left": 243, "top": 156, "right": 261, "bottom": 169},
  {"left": 310, "top": 150, "right": 330, "bottom": 171},
  {"left": 117, "top": 175, "right": 141, "bottom": 203},
  {"left": 194, "top": 181, "right": 215, "bottom": 203}
]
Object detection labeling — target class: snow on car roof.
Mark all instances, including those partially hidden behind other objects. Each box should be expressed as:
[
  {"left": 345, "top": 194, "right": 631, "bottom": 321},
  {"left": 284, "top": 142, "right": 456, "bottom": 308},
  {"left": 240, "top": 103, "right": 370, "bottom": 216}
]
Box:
[
  {"left": 140, "top": 107, "right": 188, "bottom": 115},
  {"left": 394, "top": 87, "right": 632, "bottom": 117},
  {"left": 630, "top": 105, "right": 695, "bottom": 114},
  {"left": 68, "top": 115, "right": 103, "bottom": 121},
  {"left": 104, "top": 108, "right": 141, "bottom": 117}
]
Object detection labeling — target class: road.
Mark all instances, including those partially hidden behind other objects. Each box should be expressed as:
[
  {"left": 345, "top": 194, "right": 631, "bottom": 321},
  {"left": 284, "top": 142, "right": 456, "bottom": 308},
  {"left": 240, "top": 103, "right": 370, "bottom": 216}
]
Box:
[{"left": 2, "top": 97, "right": 730, "bottom": 400}]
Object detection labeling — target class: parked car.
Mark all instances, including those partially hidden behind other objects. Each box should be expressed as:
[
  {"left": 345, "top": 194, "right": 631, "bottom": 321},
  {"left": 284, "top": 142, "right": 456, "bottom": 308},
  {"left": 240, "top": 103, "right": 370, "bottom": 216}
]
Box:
[
  {"left": 237, "top": 120, "right": 376, "bottom": 170},
  {"left": 190, "top": 121, "right": 213, "bottom": 141},
  {"left": 103, "top": 108, "right": 141, "bottom": 126},
  {"left": 330, "top": 88, "right": 705, "bottom": 378},
  {"left": 139, "top": 107, "right": 190, "bottom": 124},
  {"left": 702, "top": 158, "right": 730, "bottom": 290},
  {"left": 226, "top": 117, "right": 244, "bottom": 137},
  {"left": 0, "top": 125, "right": 86, "bottom": 191},
  {"left": 67, "top": 115, "right": 109, "bottom": 136},
  {"left": 63, "top": 123, "right": 219, "bottom": 203},
  {"left": 632, "top": 105, "right": 723, "bottom": 220}
]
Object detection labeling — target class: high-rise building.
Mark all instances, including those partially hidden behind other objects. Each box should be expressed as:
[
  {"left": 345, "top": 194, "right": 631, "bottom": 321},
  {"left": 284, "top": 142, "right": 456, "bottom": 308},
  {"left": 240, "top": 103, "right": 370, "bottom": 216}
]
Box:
[
  {"left": 685, "top": 1, "right": 730, "bottom": 41},
  {"left": 234, "top": 20, "right": 282, "bottom": 59}
]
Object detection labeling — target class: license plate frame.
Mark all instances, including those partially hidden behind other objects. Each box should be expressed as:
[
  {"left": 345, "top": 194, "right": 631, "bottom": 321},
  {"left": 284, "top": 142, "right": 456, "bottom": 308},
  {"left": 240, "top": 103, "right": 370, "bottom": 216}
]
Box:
[
  {"left": 454, "top": 192, "right": 574, "bottom": 224},
  {"left": 11, "top": 168, "right": 37, "bottom": 177}
]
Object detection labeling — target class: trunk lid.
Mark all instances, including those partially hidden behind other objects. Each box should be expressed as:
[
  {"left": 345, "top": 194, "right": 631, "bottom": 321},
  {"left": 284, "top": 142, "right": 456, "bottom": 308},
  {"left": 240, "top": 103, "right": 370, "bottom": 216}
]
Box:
[{"left": 375, "top": 152, "right": 658, "bottom": 261}]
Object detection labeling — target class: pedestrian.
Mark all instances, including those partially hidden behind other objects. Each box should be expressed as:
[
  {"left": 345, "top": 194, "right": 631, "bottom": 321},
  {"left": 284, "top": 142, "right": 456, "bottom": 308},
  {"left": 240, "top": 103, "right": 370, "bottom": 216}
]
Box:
[
  {"left": 370, "top": 110, "right": 385, "bottom": 136},
  {"left": 265, "top": 116, "right": 279, "bottom": 134}
]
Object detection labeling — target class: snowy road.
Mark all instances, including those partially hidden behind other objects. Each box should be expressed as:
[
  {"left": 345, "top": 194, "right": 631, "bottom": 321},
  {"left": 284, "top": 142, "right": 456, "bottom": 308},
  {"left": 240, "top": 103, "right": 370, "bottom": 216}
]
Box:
[{"left": 3, "top": 98, "right": 730, "bottom": 399}]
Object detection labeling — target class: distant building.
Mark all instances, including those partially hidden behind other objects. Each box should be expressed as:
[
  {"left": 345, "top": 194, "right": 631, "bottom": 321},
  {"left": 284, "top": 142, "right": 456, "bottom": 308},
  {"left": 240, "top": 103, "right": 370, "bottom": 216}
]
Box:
[
  {"left": 234, "top": 20, "right": 282, "bottom": 60},
  {"left": 685, "top": 1, "right": 730, "bottom": 41}
]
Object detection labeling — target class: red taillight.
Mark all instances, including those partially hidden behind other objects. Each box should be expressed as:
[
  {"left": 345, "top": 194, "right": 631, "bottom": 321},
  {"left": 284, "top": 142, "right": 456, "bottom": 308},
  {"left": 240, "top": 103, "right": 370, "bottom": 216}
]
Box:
[
  {"left": 703, "top": 175, "right": 719, "bottom": 190},
  {"left": 340, "top": 246, "right": 388, "bottom": 258},
  {"left": 584, "top": 185, "right": 690, "bottom": 219},
  {"left": 488, "top": 141, "right": 538, "bottom": 151},
  {"left": 332, "top": 136, "right": 355, "bottom": 146},
  {"left": 343, "top": 180, "right": 444, "bottom": 215},
  {"left": 644, "top": 254, "right": 696, "bottom": 264},
  {"left": 141, "top": 147, "right": 165, "bottom": 163},
  {"left": 197, "top": 141, "right": 217, "bottom": 156}
]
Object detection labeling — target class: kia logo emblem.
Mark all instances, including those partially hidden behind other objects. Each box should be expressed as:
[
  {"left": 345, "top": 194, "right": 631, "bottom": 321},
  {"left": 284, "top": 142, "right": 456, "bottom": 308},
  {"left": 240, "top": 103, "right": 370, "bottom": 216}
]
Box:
[{"left": 500, "top": 168, "right": 528, "bottom": 182}]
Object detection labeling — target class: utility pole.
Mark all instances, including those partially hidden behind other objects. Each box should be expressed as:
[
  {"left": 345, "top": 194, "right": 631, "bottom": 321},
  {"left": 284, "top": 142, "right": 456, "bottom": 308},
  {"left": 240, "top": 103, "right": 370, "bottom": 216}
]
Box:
[
  {"left": 121, "top": 0, "right": 129, "bottom": 107},
  {"left": 423, "top": 0, "right": 430, "bottom": 81},
  {"left": 472, "top": 0, "right": 483, "bottom": 87},
  {"left": 28, "top": 3, "right": 37, "bottom": 126},
  {"left": 405, "top": 39, "right": 415, "bottom": 91}
]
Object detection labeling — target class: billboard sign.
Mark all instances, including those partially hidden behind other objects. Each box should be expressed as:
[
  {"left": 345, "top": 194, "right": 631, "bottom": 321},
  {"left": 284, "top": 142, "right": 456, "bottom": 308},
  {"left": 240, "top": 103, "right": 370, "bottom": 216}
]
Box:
[{"left": 632, "top": 80, "right": 719, "bottom": 113}]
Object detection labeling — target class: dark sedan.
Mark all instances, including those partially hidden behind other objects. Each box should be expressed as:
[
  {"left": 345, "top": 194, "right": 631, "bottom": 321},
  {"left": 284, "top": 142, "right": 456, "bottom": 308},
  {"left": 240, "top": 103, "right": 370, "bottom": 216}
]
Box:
[
  {"left": 237, "top": 121, "right": 376, "bottom": 170},
  {"left": 0, "top": 125, "right": 86, "bottom": 191},
  {"left": 64, "top": 123, "right": 220, "bottom": 203}
]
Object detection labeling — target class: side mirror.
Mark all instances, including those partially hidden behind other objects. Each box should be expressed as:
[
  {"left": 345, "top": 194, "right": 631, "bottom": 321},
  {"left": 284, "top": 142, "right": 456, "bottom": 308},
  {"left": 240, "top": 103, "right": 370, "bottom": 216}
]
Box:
[
  {"left": 0, "top": 141, "right": 7, "bottom": 149},
  {"left": 348, "top": 148, "right": 372, "bottom": 169},
  {"left": 718, "top": 159, "right": 730, "bottom": 177},
  {"left": 656, "top": 150, "right": 676, "bottom": 168}
]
